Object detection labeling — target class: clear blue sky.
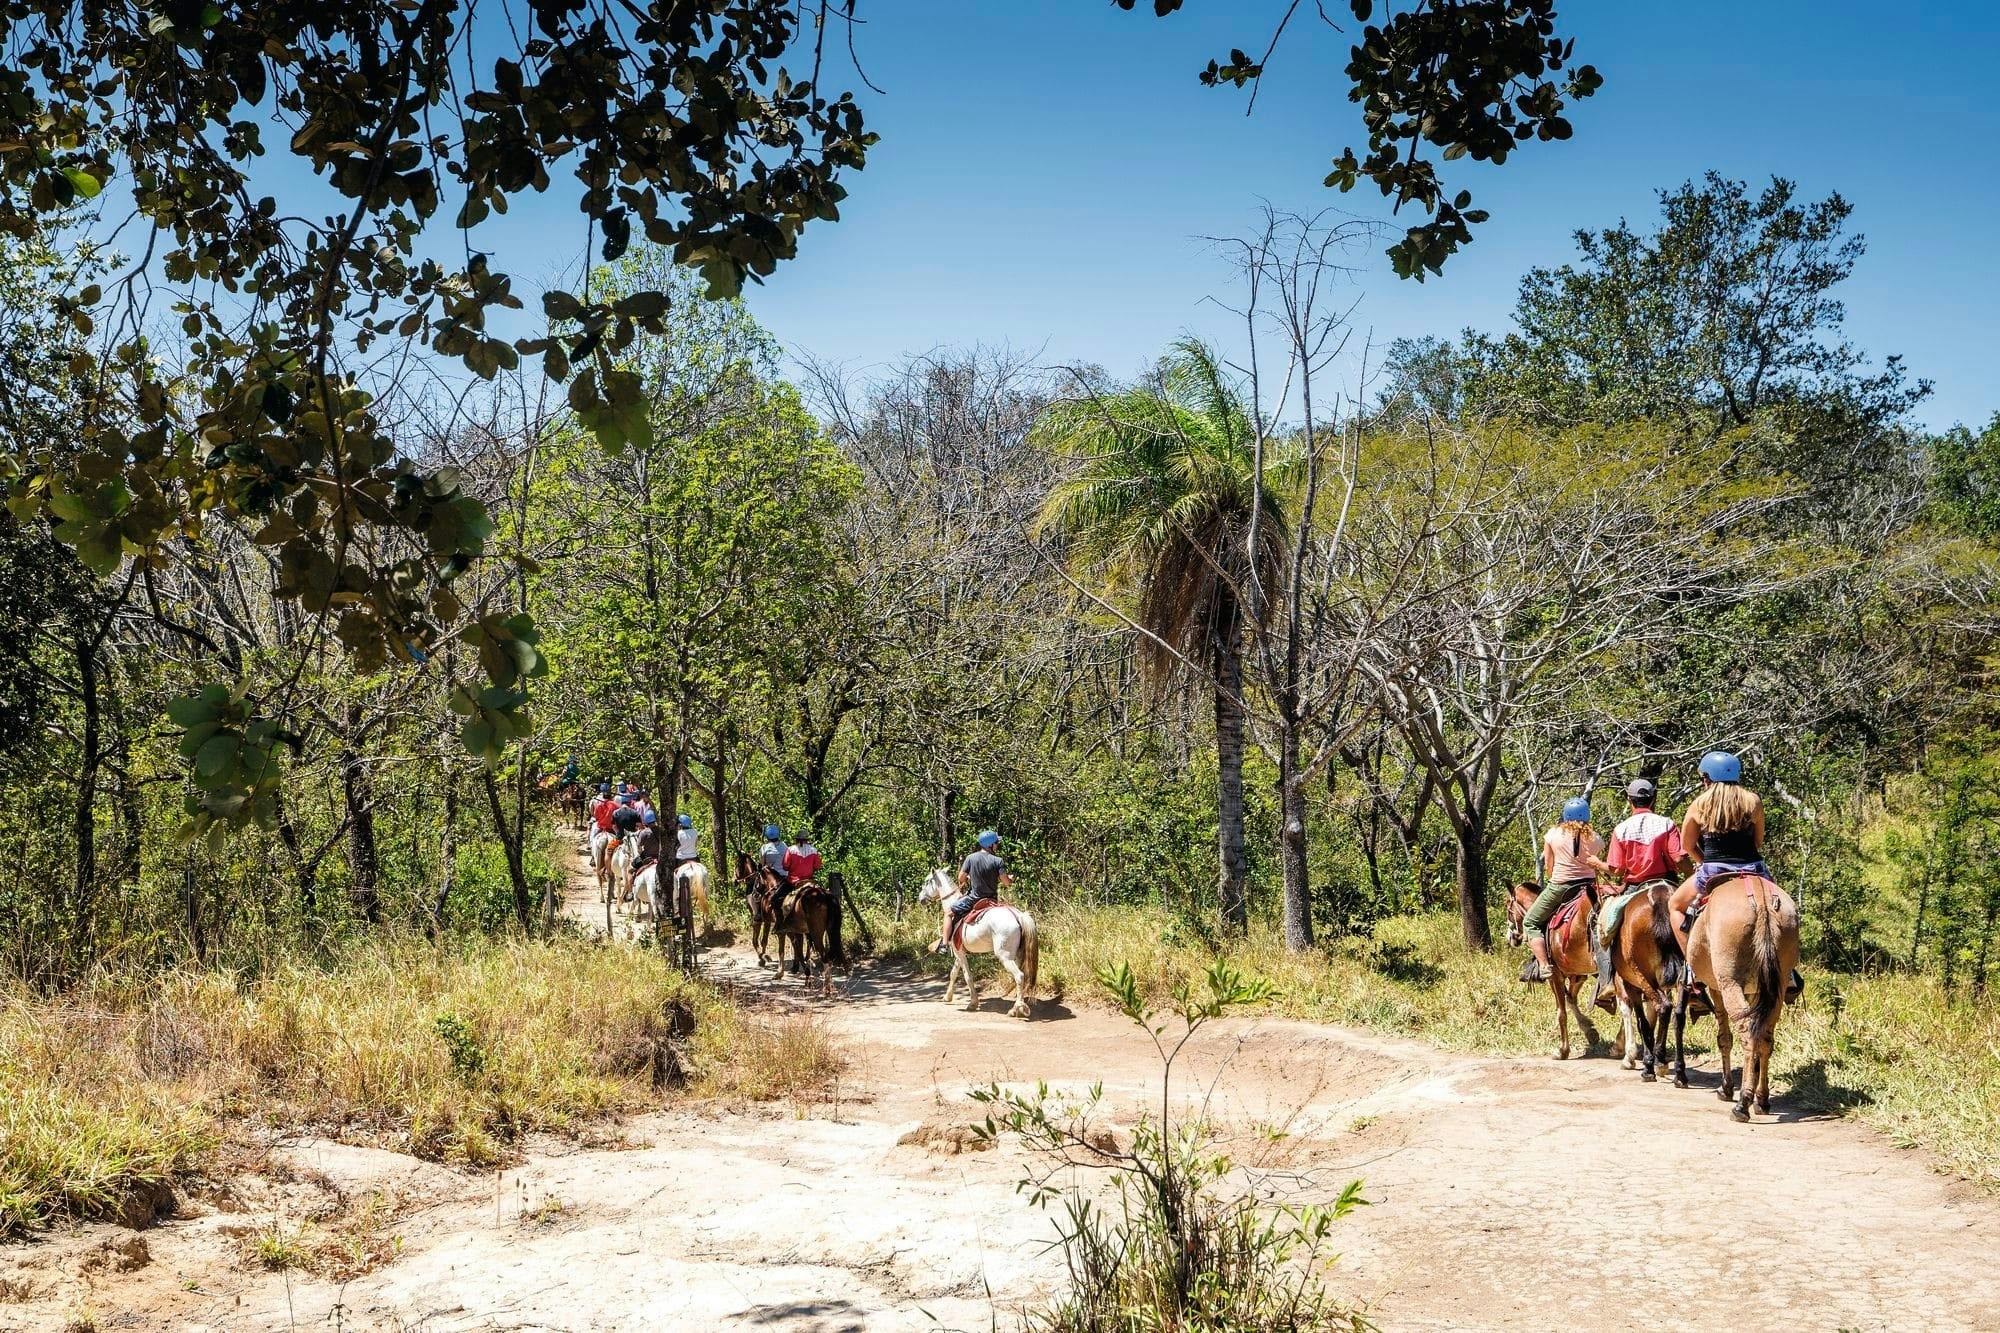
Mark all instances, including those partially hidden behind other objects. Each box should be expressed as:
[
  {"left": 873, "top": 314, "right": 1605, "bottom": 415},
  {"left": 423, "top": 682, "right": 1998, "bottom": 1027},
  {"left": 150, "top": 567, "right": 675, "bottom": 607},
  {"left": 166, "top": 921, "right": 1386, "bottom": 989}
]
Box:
[{"left": 685, "top": 0, "right": 1995, "bottom": 431}]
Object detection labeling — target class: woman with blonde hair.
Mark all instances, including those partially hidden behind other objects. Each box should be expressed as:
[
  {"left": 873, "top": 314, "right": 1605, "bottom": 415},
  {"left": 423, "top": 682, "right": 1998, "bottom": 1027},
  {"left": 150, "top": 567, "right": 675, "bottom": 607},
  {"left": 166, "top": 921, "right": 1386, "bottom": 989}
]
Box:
[
  {"left": 1520, "top": 796, "right": 1613, "bottom": 983},
  {"left": 1679, "top": 750, "right": 1766, "bottom": 917}
]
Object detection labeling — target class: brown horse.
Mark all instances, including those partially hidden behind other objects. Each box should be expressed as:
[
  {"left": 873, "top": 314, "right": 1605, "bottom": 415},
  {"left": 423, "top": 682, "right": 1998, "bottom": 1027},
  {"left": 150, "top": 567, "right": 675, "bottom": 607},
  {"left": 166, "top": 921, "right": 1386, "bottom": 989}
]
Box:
[
  {"left": 1504, "top": 880, "right": 1602, "bottom": 1060},
  {"left": 1605, "top": 881, "right": 1687, "bottom": 1083},
  {"left": 734, "top": 853, "right": 782, "bottom": 967},
  {"left": 774, "top": 877, "right": 843, "bottom": 990},
  {"left": 1676, "top": 873, "right": 1801, "bottom": 1122}
]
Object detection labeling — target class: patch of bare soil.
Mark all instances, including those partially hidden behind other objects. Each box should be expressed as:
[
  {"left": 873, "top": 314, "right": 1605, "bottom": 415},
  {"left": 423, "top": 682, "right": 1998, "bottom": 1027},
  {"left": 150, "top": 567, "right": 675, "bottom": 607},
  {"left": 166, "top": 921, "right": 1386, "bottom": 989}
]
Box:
[{"left": 13, "top": 846, "right": 2000, "bottom": 1331}]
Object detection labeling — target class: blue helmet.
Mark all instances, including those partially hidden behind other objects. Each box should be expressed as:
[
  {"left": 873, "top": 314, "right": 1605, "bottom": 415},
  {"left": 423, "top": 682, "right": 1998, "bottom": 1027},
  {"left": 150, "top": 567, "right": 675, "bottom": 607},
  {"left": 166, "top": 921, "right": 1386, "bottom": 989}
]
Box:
[
  {"left": 764, "top": 823, "right": 782, "bottom": 840},
  {"left": 618, "top": 792, "right": 633, "bottom": 804},
  {"left": 597, "top": 783, "right": 610, "bottom": 795},
  {"left": 1699, "top": 750, "right": 1742, "bottom": 783},
  {"left": 642, "top": 810, "right": 657, "bottom": 825},
  {"left": 678, "top": 813, "right": 693, "bottom": 829},
  {"left": 977, "top": 829, "right": 1001, "bottom": 850},
  {"left": 1560, "top": 797, "right": 1592, "bottom": 823}
]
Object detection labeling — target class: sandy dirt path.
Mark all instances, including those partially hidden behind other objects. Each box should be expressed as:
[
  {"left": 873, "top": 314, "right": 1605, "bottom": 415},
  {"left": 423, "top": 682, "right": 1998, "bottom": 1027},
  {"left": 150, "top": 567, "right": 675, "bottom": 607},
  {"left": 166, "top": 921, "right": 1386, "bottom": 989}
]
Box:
[{"left": 10, "top": 843, "right": 2000, "bottom": 1331}]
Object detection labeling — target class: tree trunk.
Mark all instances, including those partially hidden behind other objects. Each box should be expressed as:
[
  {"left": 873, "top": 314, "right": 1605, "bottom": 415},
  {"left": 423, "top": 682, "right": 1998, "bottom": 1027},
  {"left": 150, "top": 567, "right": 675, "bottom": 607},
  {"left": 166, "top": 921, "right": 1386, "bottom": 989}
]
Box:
[
  {"left": 1278, "top": 717, "right": 1313, "bottom": 950},
  {"left": 433, "top": 771, "right": 459, "bottom": 932},
  {"left": 71, "top": 639, "right": 100, "bottom": 955},
  {"left": 1214, "top": 645, "right": 1249, "bottom": 933},
  {"left": 708, "top": 735, "right": 729, "bottom": 873},
  {"left": 340, "top": 706, "right": 381, "bottom": 924},
  {"left": 1455, "top": 812, "right": 1494, "bottom": 950},
  {"left": 937, "top": 782, "right": 957, "bottom": 863},
  {"left": 482, "top": 767, "right": 534, "bottom": 931}
]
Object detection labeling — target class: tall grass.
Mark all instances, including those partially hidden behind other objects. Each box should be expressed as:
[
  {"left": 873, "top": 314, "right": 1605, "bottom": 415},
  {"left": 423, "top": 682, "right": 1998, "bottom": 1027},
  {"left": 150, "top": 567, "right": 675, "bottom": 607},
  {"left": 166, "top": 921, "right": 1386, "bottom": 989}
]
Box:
[
  {"left": 885, "top": 902, "right": 2000, "bottom": 1192},
  {"left": 0, "top": 931, "right": 841, "bottom": 1237}
]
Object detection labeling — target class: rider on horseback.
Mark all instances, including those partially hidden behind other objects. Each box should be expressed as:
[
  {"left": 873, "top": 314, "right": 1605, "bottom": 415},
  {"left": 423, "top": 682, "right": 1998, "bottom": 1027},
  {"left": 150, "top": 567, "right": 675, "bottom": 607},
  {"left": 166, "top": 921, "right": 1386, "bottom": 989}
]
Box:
[
  {"left": 784, "top": 830, "right": 822, "bottom": 889},
  {"left": 673, "top": 813, "right": 699, "bottom": 877},
  {"left": 610, "top": 791, "right": 642, "bottom": 838},
  {"left": 632, "top": 809, "right": 662, "bottom": 876},
  {"left": 1595, "top": 777, "right": 1689, "bottom": 1010},
  {"left": 1520, "top": 797, "right": 1612, "bottom": 984},
  {"left": 1680, "top": 751, "right": 1766, "bottom": 926},
  {"left": 939, "top": 829, "right": 1014, "bottom": 955},
  {"left": 759, "top": 823, "right": 793, "bottom": 908}
]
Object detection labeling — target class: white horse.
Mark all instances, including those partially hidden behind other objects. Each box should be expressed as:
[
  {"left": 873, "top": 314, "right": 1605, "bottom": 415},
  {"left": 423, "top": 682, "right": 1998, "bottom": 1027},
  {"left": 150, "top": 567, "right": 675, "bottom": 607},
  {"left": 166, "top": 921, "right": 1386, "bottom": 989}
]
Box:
[
  {"left": 917, "top": 867, "right": 1038, "bottom": 1019},
  {"left": 600, "top": 833, "right": 633, "bottom": 906},
  {"left": 675, "top": 860, "right": 712, "bottom": 934}
]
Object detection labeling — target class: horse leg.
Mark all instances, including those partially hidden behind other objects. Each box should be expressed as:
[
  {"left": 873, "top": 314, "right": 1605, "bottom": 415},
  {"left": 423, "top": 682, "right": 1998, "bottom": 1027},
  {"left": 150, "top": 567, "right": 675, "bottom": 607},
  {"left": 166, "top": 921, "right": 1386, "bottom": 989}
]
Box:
[
  {"left": 996, "top": 940, "right": 1030, "bottom": 1019},
  {"left": 1671, "top": 981, "right": 1691, "bottom": 1088},
  {"left": 942, "top": 940, "right": 958, "bottom": 1005},
  {"left": 1549, "top": 975, "right": 1569, "bottom": 1060},
  {"left": 1710, "top": 993, "right": 1739, "bottom": 1111},
  {"left": 1755, "top": 1019, "right": 1776, "bottom": 1115},
  {"left": 1616, "top": 993, "right": 1636, "bottom": 1069},
  {"left": 959, "top": 948, "right": 979, "bottom": 1011}
]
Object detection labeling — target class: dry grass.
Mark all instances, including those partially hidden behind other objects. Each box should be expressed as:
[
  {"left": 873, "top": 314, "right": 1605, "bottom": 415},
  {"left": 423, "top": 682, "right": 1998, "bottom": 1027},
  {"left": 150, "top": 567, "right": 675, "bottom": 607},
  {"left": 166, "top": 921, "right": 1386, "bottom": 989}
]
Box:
[
  {"left": 0, "top": 931, "right": 844, "bottom": 1237},
  {"left": 886, "top": 902, "right": 2000, "bottom": 1193}
]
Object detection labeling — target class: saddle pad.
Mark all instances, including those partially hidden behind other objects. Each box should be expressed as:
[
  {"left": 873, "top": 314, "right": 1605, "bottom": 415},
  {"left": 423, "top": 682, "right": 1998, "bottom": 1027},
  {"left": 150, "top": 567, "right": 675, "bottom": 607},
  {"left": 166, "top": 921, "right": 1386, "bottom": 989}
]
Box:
[
  {"left": 951, "top": 898, "right": 1001, "bottom": 949},
  {"left": 1598, "top": 886, "right": 1650, "bottom": 942}
]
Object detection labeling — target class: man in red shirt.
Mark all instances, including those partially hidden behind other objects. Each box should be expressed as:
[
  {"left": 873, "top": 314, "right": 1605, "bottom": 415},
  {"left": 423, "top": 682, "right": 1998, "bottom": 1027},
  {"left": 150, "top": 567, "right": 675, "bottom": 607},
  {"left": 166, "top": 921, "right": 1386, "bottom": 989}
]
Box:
[
  {"left": 1594, "top": 777, "right": 1690, "bottom": 1009},
  {"left": 783, "top": 831, "right": 823, "bottom": 888}
]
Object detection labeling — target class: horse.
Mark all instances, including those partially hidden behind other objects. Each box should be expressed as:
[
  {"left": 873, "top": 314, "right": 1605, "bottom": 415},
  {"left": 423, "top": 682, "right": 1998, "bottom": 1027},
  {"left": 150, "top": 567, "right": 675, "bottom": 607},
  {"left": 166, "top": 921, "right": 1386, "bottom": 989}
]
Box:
[
  {"left": 1604, "top": 880, "right": 1688, "bottom": 1083},
  {"left": 1504, "top": 880, "right": 1602, "bottom": 1060},
  {"left": 674, "top": 860, "right": 713, "bottom": 936},
  {"left": 916, "top": 868, "right": 1039, "bottom": 1020},
  {"left": 559, "top": 781, "right": 587, "bottom": 833},
  {"left": 774, "top": 875, "right": 842, "bottom": 990},
  {"left": 1674, "top": 873, "right": 1801, "bottom": 1122},
  {"left": 599, "top": 832, "right": 633, "bottom": 907},
  {"left": 735, "top": 852, "right": 782, "bottom": 967}
]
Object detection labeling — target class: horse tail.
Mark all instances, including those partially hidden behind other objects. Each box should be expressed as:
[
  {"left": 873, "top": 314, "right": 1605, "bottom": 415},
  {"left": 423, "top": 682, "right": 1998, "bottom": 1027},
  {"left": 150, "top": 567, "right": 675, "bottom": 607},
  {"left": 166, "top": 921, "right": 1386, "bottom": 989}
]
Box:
[
  {"left": 825, "top": 877, "right": 846, "bottom": 968},
  {"left": 1648, "top": 887, "right": 1685, "bottom": 988},
  {"left": 1749, "top": 879, "right": 1785, "bottom": 1035},
  {"left": 1020, "top": 911, "right": 1039, "bottom": 996}
]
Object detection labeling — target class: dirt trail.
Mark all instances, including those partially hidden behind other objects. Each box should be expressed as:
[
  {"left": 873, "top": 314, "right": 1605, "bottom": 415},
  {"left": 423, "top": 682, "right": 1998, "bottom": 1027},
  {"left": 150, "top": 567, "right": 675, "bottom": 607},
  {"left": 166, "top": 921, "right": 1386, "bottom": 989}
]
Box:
[{"left": 11, "top": 846, "right": 2000, "bottom": 1331}]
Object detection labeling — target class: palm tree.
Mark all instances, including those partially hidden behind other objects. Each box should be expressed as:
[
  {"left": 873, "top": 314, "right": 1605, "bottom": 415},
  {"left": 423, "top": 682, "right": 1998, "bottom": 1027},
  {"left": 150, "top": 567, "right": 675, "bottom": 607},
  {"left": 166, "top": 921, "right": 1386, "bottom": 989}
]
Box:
[{"left": 1035, "top": 339, "right": 1290, "bottom": 932}]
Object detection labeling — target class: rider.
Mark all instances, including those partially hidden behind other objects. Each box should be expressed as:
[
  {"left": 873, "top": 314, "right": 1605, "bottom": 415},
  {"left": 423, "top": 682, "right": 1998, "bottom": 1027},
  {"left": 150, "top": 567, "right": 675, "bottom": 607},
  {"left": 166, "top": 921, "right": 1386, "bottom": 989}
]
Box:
[
  {"left": 940, "top": 829, "right": 1014, "bottom": 954},
  {"left": 759, "top": 823, "right": 792, "bottom": 906},
  {"left": 784, "top": 829, "right": 823, "bottom": 888},
  {"left": 1594, "top": 777, "right": 1689, "bottom": 1010},
  {"left": 561, "top": 753, "right": 580, "bottom": 788},
  {"left": 673, "top": 813, "right": 699, "bottom": 877},
  {"left": 610, "top": 791, "right": 643, "bottom": 839},
  {"left": 1679, "top": 750, "right": 1767, "bottom": 929},
  {"left": 1520, "top": 797, "right": 1612, "bottom": 984},
  {"left": 632, "top": 809, "right": 663, "bottom": 879}
]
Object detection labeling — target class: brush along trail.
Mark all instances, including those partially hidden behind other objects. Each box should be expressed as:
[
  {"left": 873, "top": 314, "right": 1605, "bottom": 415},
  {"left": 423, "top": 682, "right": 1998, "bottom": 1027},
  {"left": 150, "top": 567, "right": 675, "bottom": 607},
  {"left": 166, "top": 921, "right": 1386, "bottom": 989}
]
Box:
[{"left": 8, "top": 846, "right": 1998, "bottom": 1331}]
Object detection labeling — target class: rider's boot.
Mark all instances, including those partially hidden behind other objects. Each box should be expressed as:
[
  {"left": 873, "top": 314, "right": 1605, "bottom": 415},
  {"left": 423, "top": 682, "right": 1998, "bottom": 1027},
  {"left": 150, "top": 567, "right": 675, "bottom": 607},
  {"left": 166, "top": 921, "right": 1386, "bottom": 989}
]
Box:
[
  {"left": 1520, "top": 937, "right": 1552, "bottom": 984},
  {"left": 1590, "top": 939, "right": 1618, "bottom": 1013}
]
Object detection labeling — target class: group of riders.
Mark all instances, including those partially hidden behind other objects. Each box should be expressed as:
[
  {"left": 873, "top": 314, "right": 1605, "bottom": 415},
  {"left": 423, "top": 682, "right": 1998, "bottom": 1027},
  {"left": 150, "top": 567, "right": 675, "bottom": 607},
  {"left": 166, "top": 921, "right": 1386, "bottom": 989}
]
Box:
[{"left": 1524, "top": 748, "right": 1801, "bottom": 1008}]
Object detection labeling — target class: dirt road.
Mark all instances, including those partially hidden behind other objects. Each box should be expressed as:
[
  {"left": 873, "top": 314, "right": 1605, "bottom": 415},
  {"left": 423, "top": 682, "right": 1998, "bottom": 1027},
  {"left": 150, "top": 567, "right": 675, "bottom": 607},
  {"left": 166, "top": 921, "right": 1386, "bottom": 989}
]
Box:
[{"left": 12, "top": 852, "right": 2000, "bottom": 1330}]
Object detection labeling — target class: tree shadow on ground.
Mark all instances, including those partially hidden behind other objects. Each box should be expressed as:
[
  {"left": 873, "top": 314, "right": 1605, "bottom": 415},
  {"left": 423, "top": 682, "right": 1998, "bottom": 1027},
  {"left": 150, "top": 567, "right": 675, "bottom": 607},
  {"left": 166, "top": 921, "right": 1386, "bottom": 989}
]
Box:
[
  {"left": 730, "top": 1299, "right": 868, "bottom": 1331},
  {"left": 1775, "top": 1057, "right": 1874, "bottom": 1123},
  {"left": 1364, "top": 939, "right": 1443, "bottom": 989}
]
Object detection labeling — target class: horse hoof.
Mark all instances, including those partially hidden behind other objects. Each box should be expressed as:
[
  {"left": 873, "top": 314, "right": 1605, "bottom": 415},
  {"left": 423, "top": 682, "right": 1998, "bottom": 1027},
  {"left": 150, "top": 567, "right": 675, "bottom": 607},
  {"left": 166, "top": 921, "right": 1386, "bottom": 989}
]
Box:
[
  {"left": 1756, "top": 1098, "right": 1771, "bottom": 1115},
  {"left": 1716, "top": 1087, "right": 1733, "bottom": 1103},
  {"left": 1673, "top": 1076, "right": 1690, "bottom": 1090},
  {"left": 1553, "top": 1047, "right": 1568, "bottom": 1060},
  {"left": 1731, "top": 1102, "right": 1752, "bottom": 1123},
  {"left": 1639, "top": 1068, "right": 1657, "bottom": 1083}
]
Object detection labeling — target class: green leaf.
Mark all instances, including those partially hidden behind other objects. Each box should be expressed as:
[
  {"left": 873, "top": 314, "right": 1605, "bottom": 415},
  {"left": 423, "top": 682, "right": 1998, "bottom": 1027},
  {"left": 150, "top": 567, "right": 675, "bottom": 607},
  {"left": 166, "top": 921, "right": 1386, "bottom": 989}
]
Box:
[
  {"left": 61, "top": 167, "right": 102, "bottom": 199},
  {"left": 194, "top": 732, "right": 238, "bottom": 778}
]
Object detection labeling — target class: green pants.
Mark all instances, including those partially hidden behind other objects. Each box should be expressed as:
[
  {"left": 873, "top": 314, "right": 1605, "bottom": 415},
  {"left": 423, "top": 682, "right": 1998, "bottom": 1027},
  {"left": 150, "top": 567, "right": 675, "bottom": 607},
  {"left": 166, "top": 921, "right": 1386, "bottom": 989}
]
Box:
[{"left": 1523, "top": 879, "right": 1592, "bottom": 943}]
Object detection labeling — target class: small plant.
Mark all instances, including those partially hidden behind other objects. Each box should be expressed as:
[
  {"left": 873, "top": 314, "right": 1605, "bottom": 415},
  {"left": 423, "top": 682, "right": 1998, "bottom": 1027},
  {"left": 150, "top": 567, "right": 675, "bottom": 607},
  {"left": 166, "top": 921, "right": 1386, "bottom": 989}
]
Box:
[
  {"left": 974, "top": 958, "right": 1371, "bottom": 1332},
  {"left": 251, "top": 1221, "right": 311, "bottom": 1271},
  {"left": 433, "top": 1011, "right": 487, "bottom": 1082}
]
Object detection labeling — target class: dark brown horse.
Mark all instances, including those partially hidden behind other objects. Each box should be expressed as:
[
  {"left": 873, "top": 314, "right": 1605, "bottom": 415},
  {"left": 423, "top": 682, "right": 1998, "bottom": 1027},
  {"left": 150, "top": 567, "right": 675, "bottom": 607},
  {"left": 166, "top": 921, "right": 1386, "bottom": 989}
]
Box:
[
  {"left": 1505, "top": 880, "right": 1602, "bottom": 1060},
  {"left": 734, "top": 853, "right": 781, "bottom": 967},
  {"left": 1605, "top": 881, "right": 1687, "bottom": 1084}
]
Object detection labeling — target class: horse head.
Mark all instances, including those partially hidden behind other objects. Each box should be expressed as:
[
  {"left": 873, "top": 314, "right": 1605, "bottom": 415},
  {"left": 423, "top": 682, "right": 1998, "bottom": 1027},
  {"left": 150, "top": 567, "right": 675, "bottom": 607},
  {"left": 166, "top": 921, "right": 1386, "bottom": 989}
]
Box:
[
  {"left": 915, "top": 867, "right": 954, "bottom": 907},
  {"left": 1503, "top": 881, "right": 1537, "bottom": 947}
]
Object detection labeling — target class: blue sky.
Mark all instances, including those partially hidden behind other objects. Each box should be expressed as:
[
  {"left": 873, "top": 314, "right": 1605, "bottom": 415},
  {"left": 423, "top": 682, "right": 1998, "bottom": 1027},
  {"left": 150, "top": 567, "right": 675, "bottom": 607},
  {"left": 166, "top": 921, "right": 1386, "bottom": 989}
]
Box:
[{"left": 677, "top": 0, "right": 1996, "bottom": 431}]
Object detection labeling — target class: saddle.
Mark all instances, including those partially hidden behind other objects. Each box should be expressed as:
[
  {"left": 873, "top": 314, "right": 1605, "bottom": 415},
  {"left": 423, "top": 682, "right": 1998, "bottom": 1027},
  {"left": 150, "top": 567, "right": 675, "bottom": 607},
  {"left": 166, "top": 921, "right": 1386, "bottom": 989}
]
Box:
[
  {"left": 949, "top": 898, "right": 1000, "bottom": 950},
  {"left": 1548, "top": 888, "right": 1594, "bottom": 954}
]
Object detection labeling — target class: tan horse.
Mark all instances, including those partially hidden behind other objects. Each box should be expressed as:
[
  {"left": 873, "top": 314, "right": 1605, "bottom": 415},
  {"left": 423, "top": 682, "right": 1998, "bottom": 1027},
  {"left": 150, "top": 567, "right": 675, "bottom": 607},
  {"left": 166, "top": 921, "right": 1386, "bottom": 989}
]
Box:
[
  {"left": 1505, "top": 880, "right": 1602, "bottom": 1060},
  {"left": 1674, "top": 874, "right": 1801, "bottom": 1121},
  {"left": 1605, "top": 881, "right": 1686, "bottom": 1083}
]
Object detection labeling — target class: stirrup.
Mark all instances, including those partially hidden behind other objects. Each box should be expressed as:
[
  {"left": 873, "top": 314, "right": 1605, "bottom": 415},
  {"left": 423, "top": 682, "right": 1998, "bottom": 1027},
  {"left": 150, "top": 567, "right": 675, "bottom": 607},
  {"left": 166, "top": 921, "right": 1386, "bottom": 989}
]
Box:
[{"left": 1519, "top": 957, "right": 1549, "bottom": 983}]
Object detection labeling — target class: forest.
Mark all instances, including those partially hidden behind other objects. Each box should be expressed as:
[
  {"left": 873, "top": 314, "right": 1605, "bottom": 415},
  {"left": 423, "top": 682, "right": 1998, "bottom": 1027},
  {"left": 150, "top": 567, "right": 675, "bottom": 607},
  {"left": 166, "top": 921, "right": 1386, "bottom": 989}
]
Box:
[
  {"left": 3, "top": 2, "right": 1999, "bottom": 1326},
  {"left": 6, "top": 177, "right": 1996, "bottom": 991}
]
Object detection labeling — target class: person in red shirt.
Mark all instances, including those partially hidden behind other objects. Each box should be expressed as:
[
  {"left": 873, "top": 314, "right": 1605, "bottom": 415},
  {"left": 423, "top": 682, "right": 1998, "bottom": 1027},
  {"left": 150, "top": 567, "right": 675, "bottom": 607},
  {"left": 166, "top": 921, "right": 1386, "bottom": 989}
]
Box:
[
  {"left": 783, "top": 831, "right": 823, "bottom": 888},
  {"left": 1593, "top": 777, "right": 1690, "bottom": 1009}
]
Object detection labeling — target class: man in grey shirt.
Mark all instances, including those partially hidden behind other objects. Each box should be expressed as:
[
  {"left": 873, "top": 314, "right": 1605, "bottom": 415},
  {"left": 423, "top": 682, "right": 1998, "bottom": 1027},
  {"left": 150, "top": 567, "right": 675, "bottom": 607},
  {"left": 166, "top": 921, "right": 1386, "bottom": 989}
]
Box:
[{"left": 939, "top": 829, "right": 1014, "bottom": 952}]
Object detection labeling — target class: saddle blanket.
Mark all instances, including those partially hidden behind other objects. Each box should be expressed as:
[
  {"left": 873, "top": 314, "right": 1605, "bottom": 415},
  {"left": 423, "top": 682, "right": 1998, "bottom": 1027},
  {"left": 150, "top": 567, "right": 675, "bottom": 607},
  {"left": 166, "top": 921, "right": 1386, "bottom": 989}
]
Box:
[
  {"left": 1549, "top": 891, "right": 1591, "bottom": 952},
  {"left": 950, "top": 898, "right": 1001, "bottom": 949}
]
